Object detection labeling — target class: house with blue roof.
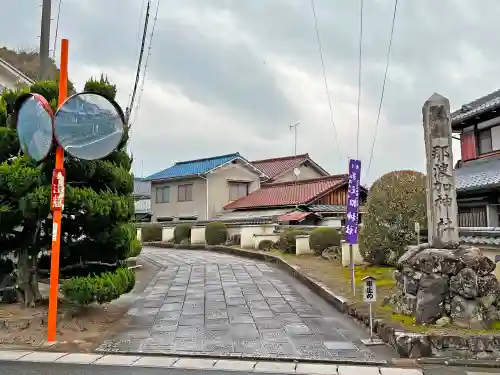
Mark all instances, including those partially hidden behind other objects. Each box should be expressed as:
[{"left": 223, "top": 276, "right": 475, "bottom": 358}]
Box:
[{"left": 144, "top": 152, "right": 268, "bottom": 221}]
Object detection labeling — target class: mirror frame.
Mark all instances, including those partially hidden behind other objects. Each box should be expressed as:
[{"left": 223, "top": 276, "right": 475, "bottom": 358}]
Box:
[{"left": 13, "top": 93, "right": 55, "bottom": 161}]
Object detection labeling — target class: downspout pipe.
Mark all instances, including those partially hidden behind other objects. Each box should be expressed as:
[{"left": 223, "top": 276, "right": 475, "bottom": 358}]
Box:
[{"left": 198, "top": 174, "right": 209, "bottom": 220}]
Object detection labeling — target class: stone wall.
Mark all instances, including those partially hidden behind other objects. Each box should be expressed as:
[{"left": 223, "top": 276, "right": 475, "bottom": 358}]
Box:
[{"left": 392, "top": 244, "right": 500, "bottom": 329}]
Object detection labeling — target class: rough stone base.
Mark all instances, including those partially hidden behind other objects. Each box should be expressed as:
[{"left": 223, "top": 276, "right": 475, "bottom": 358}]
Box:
[{"left": 393, "top": 243, "right": 500, "bottom": 329}]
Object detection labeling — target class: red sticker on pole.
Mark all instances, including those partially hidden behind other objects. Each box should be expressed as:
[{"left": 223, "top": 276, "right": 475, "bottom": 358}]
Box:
[{"left": 50, "top": 168, "right": 66, "bottom": 211}]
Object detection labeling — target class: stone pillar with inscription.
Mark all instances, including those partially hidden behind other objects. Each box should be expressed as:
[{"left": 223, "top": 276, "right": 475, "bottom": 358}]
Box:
[
  {"left": 389, "top": 93, "right": 500, "bottom": 333},
  {"left": 422, "top": 92, "right": 459, "bottom": 249}
]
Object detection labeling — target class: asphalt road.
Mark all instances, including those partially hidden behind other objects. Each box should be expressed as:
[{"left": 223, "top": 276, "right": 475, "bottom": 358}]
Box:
[
  {"left": 1, "top": 361, "right": 499, "bottom": 375},
  {"left": 0, "top": 362, "right": 264, "bottom": 375}
]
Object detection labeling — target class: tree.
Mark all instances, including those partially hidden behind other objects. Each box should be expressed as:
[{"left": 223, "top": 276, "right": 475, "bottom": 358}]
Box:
[
  {"left": 359, "top": 170, "right": 426, "bottom": 266},
  {"left": 0, "top": 87, "right": 50, "bottom": 306},
  {"left": 0, "top": 75, "right": 135, "bottom": 307}
]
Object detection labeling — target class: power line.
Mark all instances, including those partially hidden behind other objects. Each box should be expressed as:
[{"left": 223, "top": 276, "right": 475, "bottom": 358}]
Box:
[
  {"left": 356, "top": 0, "right": 364, "bottom": 160},
  {"left": 52, "top": 0, "right": 63, "bottom": 60},
  {"left": 310, "top": 0, "right": 343, "bottom": 164},
  {"left": 131, "top": 0, "right": 162, "bottom": 126},
  {"left": 126, "top": 0, "right": 151, "bottom": 124},
  {"left": 365, "top": 0, "right": 399, "bottom": 181},
  {"left": 128, "top": 0, "right": 147, "bottom": 105}
]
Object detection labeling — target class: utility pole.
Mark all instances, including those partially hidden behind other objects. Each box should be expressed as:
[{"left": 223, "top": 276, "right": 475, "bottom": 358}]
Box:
[
  {"left": 39, "top": 0, "right": 52, "bottom": 80},
  {"left": 289, "top": 121, "right": 300, "bottom": 181}
]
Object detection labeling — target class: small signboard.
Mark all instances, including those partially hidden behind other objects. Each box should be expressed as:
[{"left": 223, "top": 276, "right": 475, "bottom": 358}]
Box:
[
  {"left": 362, "top": 276, "right": 376, "bottom": 303},
  {"left": 360, "top": 275, "right": 384, "bottom": 346},
  {"left": 50, "top": 168, "right": 66, "bottom": 211}
]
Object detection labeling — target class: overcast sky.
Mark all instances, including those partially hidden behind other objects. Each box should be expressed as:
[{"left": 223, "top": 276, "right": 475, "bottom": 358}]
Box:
[{"left": 2, "top": 0, "right": 497, "bottom": 183}]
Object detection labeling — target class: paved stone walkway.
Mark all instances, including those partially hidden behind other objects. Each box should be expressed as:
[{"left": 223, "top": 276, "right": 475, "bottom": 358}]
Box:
[{"left": 97, "top": 248, "right": 384, "bottom": 362}]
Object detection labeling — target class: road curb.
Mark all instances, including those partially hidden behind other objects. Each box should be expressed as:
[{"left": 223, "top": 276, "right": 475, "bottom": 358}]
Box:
[
  {"left": 0, "top": 350, "right": 421, "bottom": 372},
  {"left": 95, "top": 346, "right": 388, "bottom": 366},
  {"left": 417, "top": 357, "right": 500, "bottom": 368}
]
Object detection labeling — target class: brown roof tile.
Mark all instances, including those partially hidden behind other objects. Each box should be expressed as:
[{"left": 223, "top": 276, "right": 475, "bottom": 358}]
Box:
[
  {"left": 224, "top": 175, "right": 347, "bottom": 210},
  {"left": 251, "top": 154, "right": 310, "bottom": 179}
]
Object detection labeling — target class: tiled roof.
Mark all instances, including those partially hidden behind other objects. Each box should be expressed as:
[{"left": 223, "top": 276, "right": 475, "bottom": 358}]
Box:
[
  {"left": 251, "top": 154, "right": 310, "bottom": 179},
  {"left": 144, "top": 153, "right": 241, "bottom": 181},
  {"left": 455, "top": 156, "right": 500, "bottom": 192},
  {"left": 308, "top": 204, "right": 348, "bottom": 213},
  {"left": 451, "top": 89, "right": 500, "bottom": 125},
  {"left": 224, "top": 175, "right": 347, "bottom": 210},
  {"left": 133, "top": 178, "right": 151, "bottom": 197},
  {"left": 307, "top": 204, "right": 366, "bottom": 213},
  {"left": 277, "top": 211, "right": 312, "bottom": 222}
]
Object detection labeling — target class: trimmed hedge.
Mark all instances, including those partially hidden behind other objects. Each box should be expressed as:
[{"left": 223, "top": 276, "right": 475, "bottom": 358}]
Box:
[
  {"left": 141, "top": 224, "right": 162, "bottom": 242},
  {"left": 360, "top": 170, "right": 426, "bottom": 266},
  {"left": 129, "top": 238, "right": 142, "bottom": 257},
  {"left": 258, "top": 239, "right": 276, "bottom": 251},
  {"left": 309, "top": 227, "right": 341, "bottom": 256},
  {"left": 278, "top": 229, "right": 307, "bottom": 254},
  {"left": 174, "top": 224, "right": 192, "bottom": 244},
  {"left": 61, "top": 267, "right": 135, "bottom": 306},
  {"left": 205, "top": 222, "right": 228, "bottom": 245}
]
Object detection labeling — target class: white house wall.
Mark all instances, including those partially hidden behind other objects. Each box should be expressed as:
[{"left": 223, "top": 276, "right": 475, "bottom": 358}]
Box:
[{"left": 271, "top": 163, "right": 324, "bottom": 183}]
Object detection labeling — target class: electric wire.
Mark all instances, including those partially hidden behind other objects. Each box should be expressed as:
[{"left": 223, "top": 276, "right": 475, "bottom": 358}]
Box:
[
  {"left": 128, "top": 0, "right": 147, "bottom": 105},
  {"left": 127, "top": 0, "right": 151, "bottom": 124},
  {"left": 51, "top": 0, "right": 62, "bottom": 60},
  {"left": 130, "top": 0, "right": 162, "bottom": 126},
  {"left": 356, "top": 0, "right": 364, "bottom": 160},
  {"left": 310, "top": 0, "right": 343, "bottom": 163},
  {"left": 365, "top": 0, "right": 399, "bottom": 181}
]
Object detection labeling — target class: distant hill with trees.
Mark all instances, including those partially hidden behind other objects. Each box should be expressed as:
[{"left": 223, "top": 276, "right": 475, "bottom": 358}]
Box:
[{"left": 0, "top": 46, "right": 74, "bottom": 91}]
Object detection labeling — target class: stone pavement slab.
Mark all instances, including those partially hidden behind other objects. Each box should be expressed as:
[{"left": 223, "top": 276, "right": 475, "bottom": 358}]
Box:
[
  {"left": 22, "top": 352, "right": 67, "bottom": 362},
  {"left": 93, "top": 354, "right": 140, "bottom": 366},
  {"left": 339, "top": 364, "right": 380, "bottom": 374},
  {"left": 131, "top": 356, "right": 179, "bottom": 367},
  {"left": 381, "top": 368, "right": 424, "bottom": 375},
  {"left": 55, "top": 353, "right": 103, "bottom": 364},
  {"left": 97, "top": 247, "right": 388, "bottom": 362},
  {"left": 0, "top": 351, "right": 31, "bottom": 360}
]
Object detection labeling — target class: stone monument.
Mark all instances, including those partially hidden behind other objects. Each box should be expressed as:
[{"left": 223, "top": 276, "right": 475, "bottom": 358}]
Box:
[
  {"left": 390, "top": 93, "right": 500, "bottom": 329},
  {"left": 423, "top": 93, "right": 460, "bottom": 249}
]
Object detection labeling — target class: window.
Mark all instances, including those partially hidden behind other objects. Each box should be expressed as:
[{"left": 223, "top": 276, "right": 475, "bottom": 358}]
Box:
[
  {"left": 178, "top": 184, "right": 193, "bottom": 202},
  {"left": 478, "top": 128, "right": 493, "bottom": 154},
  {"left": 155, "top": 186, "right": 170, "bottom": 203},
  {"left": 229, "top": 182, "right": 249, "bottom": 201}
]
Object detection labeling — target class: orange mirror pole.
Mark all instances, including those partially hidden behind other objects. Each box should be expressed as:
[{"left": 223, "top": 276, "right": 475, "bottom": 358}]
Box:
[{"left": 47, "top": 38, "right": 68, "bottom": 343}]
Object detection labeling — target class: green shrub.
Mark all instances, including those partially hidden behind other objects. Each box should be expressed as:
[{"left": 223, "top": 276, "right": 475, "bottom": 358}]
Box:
[
  {"left": 309, "top": 227, "right": 341, "bottom": 256},
  {"left": 258, "top": 239, "right": 276, "bottom": 251},
  {"left": 129, "top": 238, "right": 142, "bottom": 257},
  {"left": 205, "top": 222, "right": 228, "bottom": 245},
  {"left": 141, "top": 224, "right": 162, "bottom": 242},
  {"left": 61, "top": 267, "right": 135, "bottom": 306},
  {"left": 180, "top": 238, "right": 191, "bottom": 246},
  {"left": 360, "top": 170, "right": 426, "bottom": 266},
  {"left": 174, "top": 224, "right": 192, "bottom": 244},
  {"left": 278, "top": 229, "right": 307, "bottom": 254}
]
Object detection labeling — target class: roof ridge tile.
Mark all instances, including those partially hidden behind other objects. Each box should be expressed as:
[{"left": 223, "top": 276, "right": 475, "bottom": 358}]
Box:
[
  {"left": 251, "top": 153, "right": 309, "bottom": 164},
  {"left": 175, "top": 152, "right": 240, "bottom": 165}
]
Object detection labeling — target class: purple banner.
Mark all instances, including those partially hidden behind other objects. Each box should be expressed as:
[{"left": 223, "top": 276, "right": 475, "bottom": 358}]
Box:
[{"left": 346, "top": 159, "right": 361, "bottom": 244}]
